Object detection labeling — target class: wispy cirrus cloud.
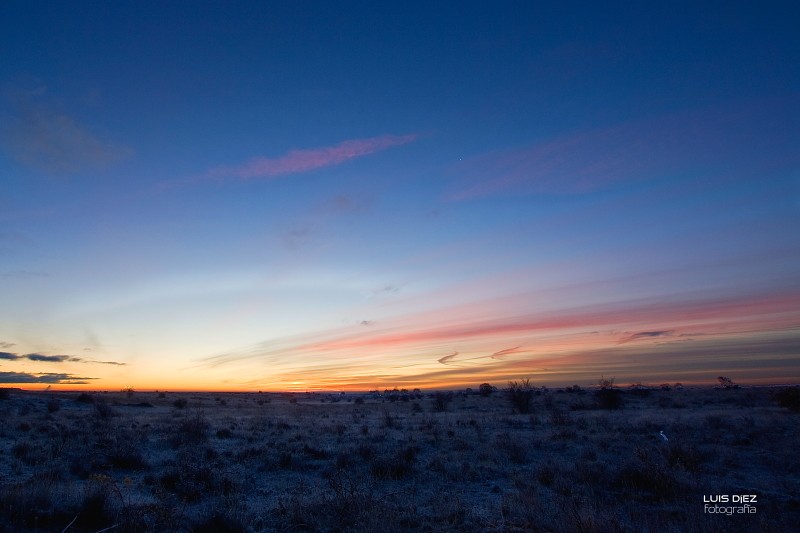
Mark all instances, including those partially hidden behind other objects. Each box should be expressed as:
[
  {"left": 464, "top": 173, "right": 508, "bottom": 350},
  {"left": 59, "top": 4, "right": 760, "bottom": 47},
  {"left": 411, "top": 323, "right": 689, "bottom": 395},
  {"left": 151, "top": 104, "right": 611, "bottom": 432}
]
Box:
[
  {"left": 448, "top": 98, "right": 799, "bottom": 201},
  {"left": 188, "top": 134, "right": 416, "bottom": 185},
  {"left": 491, "top": 346, "right": 523, "bottom": 359},
  {"left": 200, "top": 287, "right": 800, "bottom": 389},
  {"left": 1, "top": 85, "right": 131, "bottom": 174}
]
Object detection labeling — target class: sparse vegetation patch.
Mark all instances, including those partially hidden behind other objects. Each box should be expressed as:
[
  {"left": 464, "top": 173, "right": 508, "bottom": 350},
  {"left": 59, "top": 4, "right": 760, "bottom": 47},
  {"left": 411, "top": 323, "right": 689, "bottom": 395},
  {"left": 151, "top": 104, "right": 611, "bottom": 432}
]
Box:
[{"left": 0, "top": 386, "right": 796, "bottom": 531}]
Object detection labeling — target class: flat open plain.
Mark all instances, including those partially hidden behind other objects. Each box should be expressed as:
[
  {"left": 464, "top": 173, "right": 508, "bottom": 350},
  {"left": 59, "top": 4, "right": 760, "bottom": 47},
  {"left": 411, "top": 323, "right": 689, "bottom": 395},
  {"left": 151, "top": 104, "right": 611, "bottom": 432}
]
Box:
[{"left": 1, "top": 385, "right": 798, "bottom": 532}]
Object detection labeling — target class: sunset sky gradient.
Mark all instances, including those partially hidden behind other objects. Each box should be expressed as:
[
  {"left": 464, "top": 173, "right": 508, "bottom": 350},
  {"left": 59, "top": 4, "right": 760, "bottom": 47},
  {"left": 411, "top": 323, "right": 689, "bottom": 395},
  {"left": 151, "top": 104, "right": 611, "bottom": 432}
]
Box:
[{"left": 1, "top": 2, "right": 798, "bottom": 390}]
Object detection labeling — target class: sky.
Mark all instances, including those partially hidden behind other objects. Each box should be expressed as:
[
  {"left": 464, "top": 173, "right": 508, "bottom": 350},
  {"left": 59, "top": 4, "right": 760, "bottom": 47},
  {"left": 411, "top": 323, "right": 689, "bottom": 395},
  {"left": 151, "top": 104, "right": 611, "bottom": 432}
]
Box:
[{"left": 0, "top": 1, "right": 798, "bottom": 391}]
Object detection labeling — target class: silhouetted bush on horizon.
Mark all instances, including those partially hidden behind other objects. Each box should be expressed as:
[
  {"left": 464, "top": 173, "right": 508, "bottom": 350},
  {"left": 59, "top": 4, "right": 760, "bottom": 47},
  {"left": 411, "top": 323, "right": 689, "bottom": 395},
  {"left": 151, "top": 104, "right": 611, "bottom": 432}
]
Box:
[
  {"left": 507, "top": 379, "right": 534, "bottom": 414},
  {"left": 595, "top": 376, "right": 624, "bottom": 410},
  {"left": 478, "top": 383, "right": 494, "bottom": 397}
]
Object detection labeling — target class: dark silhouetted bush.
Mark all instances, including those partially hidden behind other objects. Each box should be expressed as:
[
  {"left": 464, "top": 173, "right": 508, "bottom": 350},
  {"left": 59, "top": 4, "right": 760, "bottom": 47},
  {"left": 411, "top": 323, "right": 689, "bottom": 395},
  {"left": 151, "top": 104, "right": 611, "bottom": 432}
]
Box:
[
  {"left": 717, "top": 376, "right": 739, "bottom": 389},
  {"left": 371, "top": 446, "right": 417, "bottom": 479},
  {"left": 507, "top": 379, "right": 534, "bottom": 413},
  {"left": 497, "top": 434, "right": 528, "bottom": 464},
  {"left": 173, "top": 398, "right": 188, "bottom": 409},
  {"left": 612, "top": 447, "right": 684, "bottom": 500},
  {"left": 774, "top": 386, "right": 800, "bottom": 412},
  {"left": 433, "top": 391, "right": 453, "bottom": 412},
  {"left": 479, "top": 383, "right": 494, "bottom": 397},
  {"left": 93, "top": 397, "right": 116, "bottom": 419},
  {"left": 595, "top": 376, "right": 624, "bottom": 410},
  {"left": 192, "top": 511, "right": 247, "bottom": 533},
  {"left": 303, "top": 444, "right": 331, "bottom": 460},
  {"left": 108, "top": 444, "right": 147, "bottom": 470},
  {"left": 278, "top": 451, "right": 293, "bottom": 469},
  {"left": 75, "top": 392, "right": 94, "bottom": 403},
  {"left": 46, "top": 398, "right": 60, "bottom": 413},
  {"left": 173, "top": 411, "right": 209, "bottom": 446},
  {"left": 75, "top": 485, "right": 115, "bottom": 531}
]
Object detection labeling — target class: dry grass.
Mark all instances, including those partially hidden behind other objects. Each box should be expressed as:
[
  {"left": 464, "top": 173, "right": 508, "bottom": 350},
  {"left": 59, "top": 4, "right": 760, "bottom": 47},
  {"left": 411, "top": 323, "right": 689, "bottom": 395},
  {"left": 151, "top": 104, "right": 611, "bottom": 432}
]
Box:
[{"left": 0, "top": 386, "right": 798, "bottom": 531}]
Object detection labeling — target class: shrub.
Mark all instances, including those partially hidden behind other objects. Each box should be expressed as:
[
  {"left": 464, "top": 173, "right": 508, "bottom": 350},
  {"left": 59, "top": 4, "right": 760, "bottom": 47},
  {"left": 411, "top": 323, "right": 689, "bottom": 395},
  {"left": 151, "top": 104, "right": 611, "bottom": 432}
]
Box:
[
  {"left": 507, "top": 379, "right": 534, "bottom": 414},
  {"left": 478, "top": 383, "right": 494, "bottom": 397},
  {"left": 612, "top": 446, "right": 683, "bottom": 500},
  {"left": 176, "top": 412, "right": 209, "bottom": 445},
  {"left": 173, "top": 398, "right": 188, "bottom": 409},
  {"left": 104, "top": 429, "right": 148, "bottom": 470},
  {"left": 302, "top": 444, "right": 331, "bottom": 460},
  {"left": 12, "top": 441, "right": 37, "bottom": 465},
  {"left": 93, "top": 397, "right": 116, "bottom": 419},
  {"left": 595, "top": 376, "right": 624, "bottom": 410},
  {"left": 46, "top": 398, "right": 60, "bottom": 413},
  {"left": 382, "top": 409, "right": 398, "bottom": 428},
  {"left": 75, "top": 485, "right": 115, "bottom": 531},
  {"left": 717, "top": 376, "right": 739, "bottom": 389},
  {"left": 433, "top": 391, "right": 453, "bottom": 412},
  {"left": 497, "top": 434, "right": 528, "bottom": 464},
  {"left": 278, "top": 451, "right": 293, "bottom": 469},
  {"left": 549, "top": 408, "right": 571, "bottom": 426},
  {"left": 75, "top": 392, "right": 94, "bottom": 403},
  {"left": 371, "top": 446, "right": 417, "bottom": 479},
  {"left": 108, "top": 446, "right": 147, "bottom": 470},
  {"left": 192, "top": 511, "right": 247, "bottom": 533},
  {"left": 0, "top": 388, "right": 11, "bottom": 400},
  {"left": 537, "top": 463, "right": 557, "bottom": 486},
  {"left": 773, "top": 386, "right": 800, "bottom": 412}
]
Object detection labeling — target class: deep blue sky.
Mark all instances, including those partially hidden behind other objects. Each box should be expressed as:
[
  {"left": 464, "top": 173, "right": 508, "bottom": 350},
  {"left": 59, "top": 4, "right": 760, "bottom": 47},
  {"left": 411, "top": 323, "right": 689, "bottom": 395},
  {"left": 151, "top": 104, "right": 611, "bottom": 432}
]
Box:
[{"left": 1, "top": 1, "right": 798, "bottom": 390}]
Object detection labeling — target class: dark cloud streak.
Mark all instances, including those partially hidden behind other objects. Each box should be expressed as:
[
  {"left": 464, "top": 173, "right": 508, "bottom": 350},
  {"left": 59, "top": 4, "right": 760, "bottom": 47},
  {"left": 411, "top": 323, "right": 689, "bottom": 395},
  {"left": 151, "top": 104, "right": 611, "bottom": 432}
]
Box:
[
  {"left": 0, "top": 371, "right": 95, "bottom": 384},
  {"left": 618, "top": 330, "right": 674, "bottom": 344},
  {"left": 24, "top": 353, "right": 78, "bottom": 362},
  {"left": 437, "top": 351, "right": 458, "bottom": 365},
  {"left": 0, "top": 351, "right": 125, "bottom": 365}
]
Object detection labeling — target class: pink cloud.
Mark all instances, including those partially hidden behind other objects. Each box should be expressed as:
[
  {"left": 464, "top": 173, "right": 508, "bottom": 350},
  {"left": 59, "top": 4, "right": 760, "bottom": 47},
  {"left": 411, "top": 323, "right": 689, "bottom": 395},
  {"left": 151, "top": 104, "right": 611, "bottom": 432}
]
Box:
[
  {"left": 204, "top": 288, "right": 800, "bottom": 366},
  {"left": 205, "top": 134, "right": 417, "bottom": 181}
]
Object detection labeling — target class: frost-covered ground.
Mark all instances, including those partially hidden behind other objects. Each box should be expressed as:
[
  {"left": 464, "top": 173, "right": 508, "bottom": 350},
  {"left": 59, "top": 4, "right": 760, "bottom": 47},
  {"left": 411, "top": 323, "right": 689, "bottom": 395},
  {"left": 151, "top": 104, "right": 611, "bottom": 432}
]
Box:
[{"left": 0, "top": 385, "right": 798, "bottom": 532}]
